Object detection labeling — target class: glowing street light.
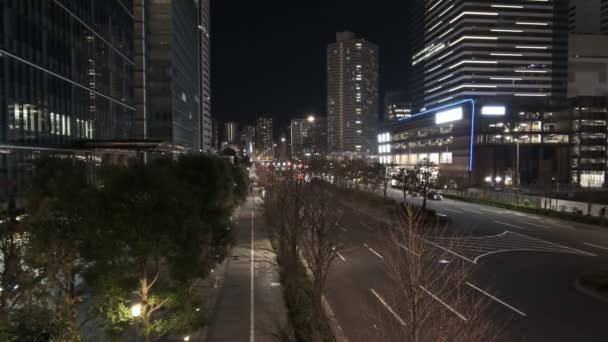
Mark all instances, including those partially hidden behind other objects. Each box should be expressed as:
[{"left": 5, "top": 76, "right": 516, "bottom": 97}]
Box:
[
  {"left": 495, "top": 176, "right": 502, "bottom": 183},
  {"left": 131, "top": 303, "right": 142, "bottom": 317},
  {"left": 307, "top": 115, "right": 315, "bottom": 123},
  {"left": 281, "top": 137, "right": 286, "bottom": 142},
  {"left": 484, "top": 176, "right": 492, "bottom": 183},
  {"left": 184, "top": 336, "right": 190, "bottom": 341}
]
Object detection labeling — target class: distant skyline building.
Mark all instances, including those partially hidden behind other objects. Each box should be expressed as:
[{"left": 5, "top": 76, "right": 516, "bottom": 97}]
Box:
[
  {"left": 291, "top": 116, "right": 327, "bottom": 160},
  {"left": 223, "top": 121, "right": 238, "bottom": 144},
  {"left": 384, "top": 91, "right": 411, "bottom": 121},
  {"left": 240, "top": 125, "right": 256, "bottom": 155},
  {"left": 255, "top": 117, "right": 273, "bottom": 158},
  {"left": 327, "top": 31, "right": 379, "bottom": 155}
]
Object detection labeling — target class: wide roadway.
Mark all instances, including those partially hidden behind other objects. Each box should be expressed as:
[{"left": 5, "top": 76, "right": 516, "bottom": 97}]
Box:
[{"left": 324, "top": 187, "right": 608, "bottom": 341}]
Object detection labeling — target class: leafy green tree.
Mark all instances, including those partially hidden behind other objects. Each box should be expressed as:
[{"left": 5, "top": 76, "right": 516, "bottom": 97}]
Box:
[{"left": 85, "top": 160, "right": 206, "bottom": 342}]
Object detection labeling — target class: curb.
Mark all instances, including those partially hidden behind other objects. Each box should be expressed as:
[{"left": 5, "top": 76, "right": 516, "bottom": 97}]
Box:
[{"left": 574, "top": 277, "right": 608, "bottom": 303}]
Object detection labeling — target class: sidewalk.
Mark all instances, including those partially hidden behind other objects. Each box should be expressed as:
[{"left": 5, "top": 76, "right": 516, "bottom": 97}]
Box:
[{"left": 202, "top": 193, "right": 292, "bottom": 342}]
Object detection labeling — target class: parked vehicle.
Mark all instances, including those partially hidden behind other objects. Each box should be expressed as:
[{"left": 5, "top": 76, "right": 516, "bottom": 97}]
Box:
[{"left": 427, "top": 191, "right": 443, "bottom": 200}]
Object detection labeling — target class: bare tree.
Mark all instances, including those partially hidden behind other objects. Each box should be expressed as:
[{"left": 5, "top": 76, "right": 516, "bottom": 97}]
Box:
[
  {"left": 394, "top": 168, "right": 416, "bottom": 202},
  {"left": 415, "top": 158, "right": 438, "bottom": 211},
  {"left": 371, "top": 204, "right": 503, "bottom": 342},
  {"left": 299, "top": 184, "right": 344, "bottom": 342}
]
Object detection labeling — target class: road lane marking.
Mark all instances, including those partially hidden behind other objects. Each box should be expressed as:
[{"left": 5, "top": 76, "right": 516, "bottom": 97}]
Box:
[
  {"left": 444, "top": 208, "right": 462, "bottom": 214},
  {"left": 370, "top": 289, "right": 406, "bottom": 326},
  {"left": 341, "top": 227, "right": 348, "bottom": 232},
  {"left": 337, "top": 252, "right": 346, "bottom": 261},
  {"left": 361, "top": 222, "right": 373, "bottom": 231},
  {"left": 517, "top": 220, "right": 551, "bottom": 229},
  {"left": 418, "top": 236, "right": 476, "bottom": 263},
  {"left": 494, "top": 220, "right": 526, "bottom": 230},
  {"left": 250, "top": 210, "right": 255, "bottom": 342},
  {"left": 419, "top": 285, "right": 468, "bottom": 321},
  {"left": 583, "top": 242, "right": 608, "bottom": 251},
  {"left": 396, "top": 242, "right": 421, "bottom": 256},
  {"left": 363, "top": 243, "right": 384, "bottom": 260},
  {"left": 547, "top": 222, "right": 576, "bottom": 230},
  {"left": 509, "top": 231, "right": 597, "bottom": 257},
  {"left": 463, "top": 208, "right": 483, "bottom": 214},
  {"left": 466, "top": 282, "right": 527, "bottom": 317},
  {"left": 337, "top": 209, "right": 344, "bottom": 214}
]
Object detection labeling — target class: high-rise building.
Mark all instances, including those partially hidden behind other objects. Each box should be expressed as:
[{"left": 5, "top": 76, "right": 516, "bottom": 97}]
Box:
[
  {"left": 569, "top": 0, "right": 608, "bottom": 34},
  {"left": 199, "top": 0, "right": 213, "bottom": 152},
  {"left": 411, "top": 0, "right": 568, "bottom": 110},
  {"left": 380, "top": 1, "right": 572, "bottom": 186},
  {"left": 240, "top": 125, "right": 256, "bottom": 155},
  {"left": 1, "top": 1, "right": 135, "bottom": 203},
  {"left": 290, "top": 116, "right": 328, "bottom": 160},
  {"left": 569, "top": 33, "right": 608, "bottom": 187},
  {"left": 223, "top": 121, "right": 238, "bottom": 144},
  {"left": 136, "top": 0, "right": 201, "bottom": 152},
  {"left": 384, "top": 91, "right": 412, "bottom": 121},
  {"left": 327, "top": 31, "right": 379, "bottom": 155},
  {"left": 255, "top": 117, "right": 273, "bottom": 158}
]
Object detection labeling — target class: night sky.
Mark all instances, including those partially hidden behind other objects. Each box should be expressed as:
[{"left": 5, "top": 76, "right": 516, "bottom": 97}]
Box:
[{"left": 210, "top": 0, "right": 413, "bottom": 133}]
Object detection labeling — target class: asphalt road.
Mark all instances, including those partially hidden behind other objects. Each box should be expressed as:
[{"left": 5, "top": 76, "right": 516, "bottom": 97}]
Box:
[{"left": 324, "top": 187, "right": 608, "bottom": 342}]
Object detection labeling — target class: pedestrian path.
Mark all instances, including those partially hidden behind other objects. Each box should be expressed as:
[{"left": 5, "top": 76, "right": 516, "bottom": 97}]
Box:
[{"left": 203, "top": 194, "right": 292, "bottom": 342}]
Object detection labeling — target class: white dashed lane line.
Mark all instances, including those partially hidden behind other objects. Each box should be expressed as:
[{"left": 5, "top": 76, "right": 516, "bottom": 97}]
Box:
[
  {"left": 517, "top": 220, "right": 552, "bottom": 229},
  {"left": 583, "top": 242, "right": 608, "bottom": 251},
  {"left": 462, "top": 208, "right": 483, "bottom": 214},
  {"left": 444, "top": 208, "right": 463, "bottom": 214},
  {"left": 363, "top": 243, "right": 384, "bottom": 260},
  {"left": 466, "top": 282, "right": 527, "bottom": 317},
  {"left": 337, "top": 252, "right": 346, "bottom": 261},
  {"left": 494, "top": 220, "right": 526, "bottom": 230}
]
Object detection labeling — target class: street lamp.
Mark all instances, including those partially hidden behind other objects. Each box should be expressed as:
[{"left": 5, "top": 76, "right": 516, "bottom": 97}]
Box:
[
  {"left": 307, "top": 115, "right": 315, "bottom": 123},
  {"left": 184, "top": 336, "right": 190, "bottom": 341},
  {"left": 131, "top": 303, "right": 142, "bottom": 342},
  {"left": 131, "top": 303, "right": 141, "bottom": 317}
]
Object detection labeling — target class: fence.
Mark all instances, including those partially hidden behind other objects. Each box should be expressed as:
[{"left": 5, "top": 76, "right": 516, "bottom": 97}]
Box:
[{"left": 447, "top": 189, "right": 608, "bottom": 218}]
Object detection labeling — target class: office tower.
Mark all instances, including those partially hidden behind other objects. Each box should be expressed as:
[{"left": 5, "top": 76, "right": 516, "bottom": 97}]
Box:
[
  {"left": 0, "top": 1, "right": 134, "bottom": 201},
  {"left": 290, "top": 116, "right": 327, "bottom": 160},
  {"left": 223, "top": 121, "right": 238, "bottom": 144},
  {"left": 384, "top": 91, "right": 412, "bottom": 120},
  {"left": 139, "top": 0, "right": 201, "bottom": 151},
  {"left": 381, "top": 0, "right": 571, "bottom": 186},
  {"left": 212, "top": 118, "right": 220, "bottom": 151},
  {"left": 411, "top": 0, "right": 568, "bottom": 110},
  {"left": 569, "top": 0, "right": 608, "bottom": 34},
  {"left": 255, "top": 117, "right": 273, "bottom": 158},
  {"left": 569, "top": 34, "right": 608, "bottom": 187},
  {"left": 199, "top": 0, "right": 213, "bottom": 152},
  {"left": 327, "top": 31, "right": 379, "bottom": 155},
  {"left": 240, "top": 125, "right": 256, "bottom": 155},
  {"left": 291, "top": 117, "right": 315, "bottom": 160}
]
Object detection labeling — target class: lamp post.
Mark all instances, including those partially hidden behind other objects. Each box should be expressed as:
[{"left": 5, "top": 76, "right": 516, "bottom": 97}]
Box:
[
  {"left": 131, "top": 303, "right": 142, "bottom": 342},
  {"left": 516, "top": 138, "right": 520, "bottom": 186}
]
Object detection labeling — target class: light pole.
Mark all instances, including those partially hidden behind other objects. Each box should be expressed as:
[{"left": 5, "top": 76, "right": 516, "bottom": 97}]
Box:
[
  {"left": 516, "top": 138, "right": 520, "bottom": 186},
  {"left": 131, "top": 303, "right": 142, "bottom": 342}
]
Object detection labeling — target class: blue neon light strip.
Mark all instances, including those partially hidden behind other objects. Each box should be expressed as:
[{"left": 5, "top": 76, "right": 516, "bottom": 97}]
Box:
[{"left": 398, "top": 99, "right": 475, "bottom": 171}]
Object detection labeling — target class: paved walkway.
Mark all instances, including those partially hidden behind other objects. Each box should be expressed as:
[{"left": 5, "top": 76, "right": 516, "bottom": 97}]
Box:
[{"left": 202, "top": 193, "right": 291, "bottom": 342}]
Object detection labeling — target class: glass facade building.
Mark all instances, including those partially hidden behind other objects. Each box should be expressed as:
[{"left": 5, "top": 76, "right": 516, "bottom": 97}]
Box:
[{"left": 0, "top": 0, "right": 135, "bottom": 208}]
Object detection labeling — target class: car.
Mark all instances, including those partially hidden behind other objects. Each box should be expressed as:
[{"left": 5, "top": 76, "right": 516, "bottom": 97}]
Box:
[
  {"left": 427, "top": 192, "right": 443, "bottom": 200},
  {"left": 410, "top": 192, "right": 420, "bottom": 197}
]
